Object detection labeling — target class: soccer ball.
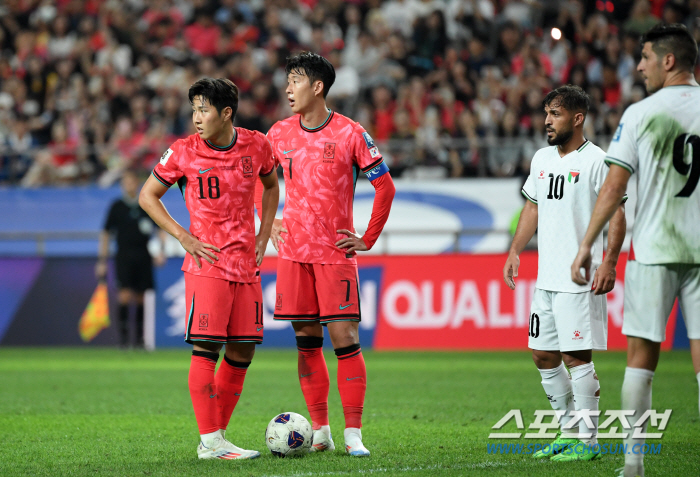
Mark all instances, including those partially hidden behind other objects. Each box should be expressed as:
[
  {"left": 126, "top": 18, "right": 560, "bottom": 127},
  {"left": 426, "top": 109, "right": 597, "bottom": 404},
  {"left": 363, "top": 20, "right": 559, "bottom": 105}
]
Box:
[{"left": 265, "top": 412, "right": 313, "bottom": 457}]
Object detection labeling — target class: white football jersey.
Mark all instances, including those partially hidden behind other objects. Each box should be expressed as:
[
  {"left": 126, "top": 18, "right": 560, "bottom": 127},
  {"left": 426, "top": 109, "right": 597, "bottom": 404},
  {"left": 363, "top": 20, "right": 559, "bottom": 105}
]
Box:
[
  {"left": 523, "top": 140, "right": 621, "bottom": 293},
  {"left": 606, "top": 85, "right": 700, "bottom": 264}
]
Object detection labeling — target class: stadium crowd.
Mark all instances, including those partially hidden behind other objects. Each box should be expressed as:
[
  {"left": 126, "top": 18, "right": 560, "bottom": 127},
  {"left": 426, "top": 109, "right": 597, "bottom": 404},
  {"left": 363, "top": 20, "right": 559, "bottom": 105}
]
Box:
[{"left": 0, "top": 0, "right": 698, "bottom": 185}]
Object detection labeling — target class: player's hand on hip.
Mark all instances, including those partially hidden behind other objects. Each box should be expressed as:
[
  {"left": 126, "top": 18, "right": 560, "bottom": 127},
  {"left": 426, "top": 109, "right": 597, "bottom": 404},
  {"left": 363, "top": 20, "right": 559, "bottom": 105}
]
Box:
[
  {"left": 336, "top": 229, "right": 368, "bottom": 254},
  {"left": 180, "top": 234, "right": 220, "bottom": 268},
  {"left": 503, "top": 253, "right": 519, "bottom": 290},
  {"left": 571, "top": 246, "right": 592, "bottom": 285},
  {"left": 591, "top": 260, "right": 616, "bottom": 295},
  {"left": 270, "top": 218, "right": 287, "bottom": 252}
]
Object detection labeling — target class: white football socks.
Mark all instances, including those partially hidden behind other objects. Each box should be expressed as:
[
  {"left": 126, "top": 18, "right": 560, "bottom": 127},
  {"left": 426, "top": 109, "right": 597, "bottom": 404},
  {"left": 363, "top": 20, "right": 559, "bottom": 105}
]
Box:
[
  {"left": 621, "top": 366, "right": 654, "bottom": 467},
  {"left": 201, "top": 430, "right": 222, "bottom": 447},
  {"left": 538, "top": 363, "right": 576, "bottom": 438},
  {"left": 569, "top": 362, "right": 600, "bottom": 444}
]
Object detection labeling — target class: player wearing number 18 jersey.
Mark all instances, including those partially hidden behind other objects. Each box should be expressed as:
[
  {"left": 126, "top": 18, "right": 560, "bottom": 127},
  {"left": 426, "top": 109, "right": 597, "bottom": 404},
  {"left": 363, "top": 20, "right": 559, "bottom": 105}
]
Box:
[
  {"left": 140, "top": 78, "right": 279, "bottom": 460},
  {"left": 572, "top": 24, "right": 700, "bottom": 477},
  {"left": 257, "top": 52, "right": 395, "bottom": 456}
]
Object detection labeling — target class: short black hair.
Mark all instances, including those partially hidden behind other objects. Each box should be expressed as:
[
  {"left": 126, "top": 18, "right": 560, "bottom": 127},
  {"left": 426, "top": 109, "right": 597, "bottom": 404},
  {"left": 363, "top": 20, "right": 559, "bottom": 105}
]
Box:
[
  {"left": 542, "top": 84, "right": 590, "bottom": 117},
  {"left": 285, "top": 51, "right": 336, "bottom": 98},
  {"left": 641, "top": 23, "right": 698, "bottom": 72},
  {"left": 188, "top": 77, "right": 239, "bottom": 120}
]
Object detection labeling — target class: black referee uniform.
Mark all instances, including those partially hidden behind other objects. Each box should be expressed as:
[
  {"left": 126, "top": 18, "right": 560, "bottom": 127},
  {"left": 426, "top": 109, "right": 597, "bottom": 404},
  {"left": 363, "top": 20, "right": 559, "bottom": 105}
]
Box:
[{"left": 103, "top": 197, "right": 156, "bottom": 345}]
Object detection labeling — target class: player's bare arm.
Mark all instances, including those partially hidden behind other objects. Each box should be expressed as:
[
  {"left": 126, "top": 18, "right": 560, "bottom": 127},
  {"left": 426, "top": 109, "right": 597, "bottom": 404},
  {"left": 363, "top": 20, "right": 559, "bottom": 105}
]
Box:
[
  {"left": 591, "top": 202, "right": 626, "bottom": 295},
  {"left": 256, "top": 172, "right": 279, "bottom": 265},
  {"left": 504, "top": 200, "right": 538, "bottom": 290},
  {"left": 138, "top": 175, "right": 220, "bottom": 268},
  {"left": 572, "top": 164, "right": 630, "bottom": 284}
]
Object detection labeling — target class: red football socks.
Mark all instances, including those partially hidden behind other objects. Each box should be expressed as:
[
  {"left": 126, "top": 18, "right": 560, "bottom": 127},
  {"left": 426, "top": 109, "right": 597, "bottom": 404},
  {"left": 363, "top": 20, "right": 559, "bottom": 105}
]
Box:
[
  {"left": 296, "top": 336, "right": 330, "bottom": 430},
  {"left": 335, "top": 344, "right": 366, "bottom": 429},
  {"left": 188, "top": 351, "right": 219, "bottom": 435},
  {"left": 215, "top": 356, "right": 249, "bottom": 431}
]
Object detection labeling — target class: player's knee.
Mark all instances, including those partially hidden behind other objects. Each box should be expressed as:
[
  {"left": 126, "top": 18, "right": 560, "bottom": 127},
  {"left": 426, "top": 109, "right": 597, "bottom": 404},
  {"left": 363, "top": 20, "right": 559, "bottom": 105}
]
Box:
[
  {"left": 328, "top": 323, "right": 358, "bottom": 348},
  {"left": 225, "top": 343, "right": 255, "bottom": 362},
  {"left": 193, "top": 342, "right": 223, "bottom": 354},
  {"left": 532, "top": 350, "right": 561, "bottom": 369}
]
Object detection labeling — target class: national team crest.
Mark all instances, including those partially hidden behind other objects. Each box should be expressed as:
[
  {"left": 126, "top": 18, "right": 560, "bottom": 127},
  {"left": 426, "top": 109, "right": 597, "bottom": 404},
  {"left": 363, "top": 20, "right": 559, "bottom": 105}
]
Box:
[
  {"left": 568, "top": 170, "right": 580, "bottom": 183},
  {"left": 199, "top": 314, "right": 209, "bottom": 328},
  {"left": 242, "top": 156, "right": 253, "bottom": 176},
  {"left": 276, "top": 294, "right": 283, "bottom": 309},
  {"left": 324, "top": 143, "right": 336, "bottom": 159}
]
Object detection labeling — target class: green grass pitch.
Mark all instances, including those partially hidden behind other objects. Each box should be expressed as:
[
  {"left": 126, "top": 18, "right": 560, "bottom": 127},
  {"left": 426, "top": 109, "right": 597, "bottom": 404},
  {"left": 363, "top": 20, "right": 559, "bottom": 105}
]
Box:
[{"left": 0, "top": 348, "right": 697, "bottom": 476}]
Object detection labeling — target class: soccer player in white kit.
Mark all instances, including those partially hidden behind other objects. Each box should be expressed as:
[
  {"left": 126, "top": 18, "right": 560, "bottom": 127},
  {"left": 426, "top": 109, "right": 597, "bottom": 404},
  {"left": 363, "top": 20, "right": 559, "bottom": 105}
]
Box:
[
  {"left": 572, "top": 24, "right": 700, "bottom": 477},
  {"left": 505, "top": 85, "right": 627, "bottom": 462}
]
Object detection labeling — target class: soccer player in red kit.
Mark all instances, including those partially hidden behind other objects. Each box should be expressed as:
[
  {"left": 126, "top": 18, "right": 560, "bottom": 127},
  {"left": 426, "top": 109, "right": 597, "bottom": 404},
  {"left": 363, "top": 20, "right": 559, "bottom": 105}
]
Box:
[
  {"left": 139, "top": 78, "right": 279, "bottom": 460},
  {"left": 257, "top": 52, "right": 395, "bottom": 456}
]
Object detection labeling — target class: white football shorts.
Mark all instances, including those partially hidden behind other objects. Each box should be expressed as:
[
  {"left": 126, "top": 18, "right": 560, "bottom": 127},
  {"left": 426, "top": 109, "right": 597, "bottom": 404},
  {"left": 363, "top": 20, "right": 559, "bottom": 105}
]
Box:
[
  {"left": 623, "top": 261, "right": 700, "bottom": 342},
  {"left": 528, "top": 288, "right": 607, "bottom": 352}
]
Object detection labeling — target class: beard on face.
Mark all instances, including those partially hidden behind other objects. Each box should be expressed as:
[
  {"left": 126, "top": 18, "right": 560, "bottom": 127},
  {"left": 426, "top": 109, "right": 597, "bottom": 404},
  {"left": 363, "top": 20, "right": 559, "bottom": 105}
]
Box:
[{"left": 547, "top": 126, "right": 573, "bottom": 146}]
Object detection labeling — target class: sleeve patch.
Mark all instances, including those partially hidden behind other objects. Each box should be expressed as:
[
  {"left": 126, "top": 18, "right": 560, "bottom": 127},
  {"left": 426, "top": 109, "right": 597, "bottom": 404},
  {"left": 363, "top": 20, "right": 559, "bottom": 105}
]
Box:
[
  {"left": 369, "top": 146, "right": 380, "bottom": 158},
  {"left": 362, "top": 132, "right": 375, "bottom": 149},
  {"left": 612, "top": 123, "right": 623, "bottom": 142},
  {"left": 365, "top": 161, "right": 389, "bottom": 181},
  {"left": 159, "top": 148, "right": 174, "bottom": 165}
]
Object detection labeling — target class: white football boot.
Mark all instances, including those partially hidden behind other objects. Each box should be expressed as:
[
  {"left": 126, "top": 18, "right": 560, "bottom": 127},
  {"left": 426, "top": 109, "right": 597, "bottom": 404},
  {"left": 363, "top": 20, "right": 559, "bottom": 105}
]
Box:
[
  {"left": 310, "top": 426, "right": 335, "bottom": 452},
  {"left": 344, "top": 428, "right": 370, "bottom": 457},
  {"left": 197, "top": 434, "right": 260, "bottom": 460}
]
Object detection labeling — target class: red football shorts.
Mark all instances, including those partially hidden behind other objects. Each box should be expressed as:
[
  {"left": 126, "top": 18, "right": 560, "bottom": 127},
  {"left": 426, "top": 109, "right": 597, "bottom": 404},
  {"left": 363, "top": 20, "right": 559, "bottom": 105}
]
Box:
[
  {"left": 273, "top": 259, "right": 361, "bottom": 324},
  {"left": 184, "top": 272, "right": 264, "bottom": 345}
]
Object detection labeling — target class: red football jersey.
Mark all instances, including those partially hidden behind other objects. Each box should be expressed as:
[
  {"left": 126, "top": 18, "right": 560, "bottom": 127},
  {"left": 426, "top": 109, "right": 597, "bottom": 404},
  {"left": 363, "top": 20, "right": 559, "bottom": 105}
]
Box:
[
  {"left": 267, "top": 110, "right": 389, "bottom": 264},
  {"left": 152, "top": 129, "right": 275, "bottom": 282}
]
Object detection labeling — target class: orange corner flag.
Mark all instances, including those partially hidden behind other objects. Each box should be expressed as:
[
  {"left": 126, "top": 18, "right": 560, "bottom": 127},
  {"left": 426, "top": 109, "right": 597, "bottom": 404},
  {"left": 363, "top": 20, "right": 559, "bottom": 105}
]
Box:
[{"left": 79, "top": 282, "right": 110, "bottom": 342}]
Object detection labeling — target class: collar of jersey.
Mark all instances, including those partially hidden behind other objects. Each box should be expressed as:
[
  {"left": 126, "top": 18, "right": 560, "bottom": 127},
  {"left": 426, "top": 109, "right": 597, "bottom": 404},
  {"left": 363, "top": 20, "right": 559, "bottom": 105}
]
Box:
[
  {"left": 300, "top": 109, "right": 334, "bottom": 133},
  {"left": 205, "top": 128, "right": 237, "bottom": 152},
  {"left": 576, "top": 139, "right": 590, "bottom": 153}
]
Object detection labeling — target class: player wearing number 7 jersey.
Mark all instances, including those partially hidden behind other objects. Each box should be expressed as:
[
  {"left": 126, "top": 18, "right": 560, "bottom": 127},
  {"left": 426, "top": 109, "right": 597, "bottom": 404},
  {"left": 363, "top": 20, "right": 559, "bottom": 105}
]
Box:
[
  {"left": 255, "top": 52, "right": 395, "bottom": 456},
  {"left": 504, "top": 85, "right": 627, "bottom": 463},
  {"left": 140, "top": 78, "right": 279, "bottom": 460},
  {"left": 571, "top": 24, "right": 700, "bottom": 477}
]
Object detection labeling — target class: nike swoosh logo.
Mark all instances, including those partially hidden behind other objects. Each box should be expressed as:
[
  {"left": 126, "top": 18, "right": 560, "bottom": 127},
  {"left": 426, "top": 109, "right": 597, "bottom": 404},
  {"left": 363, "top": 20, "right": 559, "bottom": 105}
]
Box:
[
  {"left": 283, "top": 149, "right": 296, "bottom": 155},
  {"left": 234, "top": 393, "right": 241, "bottom": 396},
  {"left": 300, "top": 372, "right": 317, "bottom": 378},
  {"left": 199, "top": 168, "right": 213, "bottom": 174},
  {"left": 339, "top": 304, "right": 353, "bottom": 310},
  {"left": 257, "top": 327, "right": 263, "bottom": 332},
  {"left": 210, "top": 394, "right": 217, "bottom": 398},
  {"left": 346, "top": 377, "right": 362, "bottom": 381}
]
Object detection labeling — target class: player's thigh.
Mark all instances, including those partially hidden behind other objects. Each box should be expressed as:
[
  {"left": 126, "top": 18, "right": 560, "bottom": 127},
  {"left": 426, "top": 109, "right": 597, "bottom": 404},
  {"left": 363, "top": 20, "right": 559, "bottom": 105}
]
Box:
[
  {"left": 623, "top": 261, "right": 679, "bottom": 343},
  {"left": 184, "top": 272, "right": 234, "bottom": 345},
  {"left": 313, "top": 263, "right": 361, "bottom": 324},
  {"left": 552, "top": 291, "right": 607, "bottom": 352},
  {"left": 274, "top": 259, "right": 320, "bottom": 321},
  {"left": 528, "top": 288, "right": 559, "bottom": 351},
  {"left": 227, "top": 281, "right": 264, "bottom": 346},
  {"left": 679, "top": 264, "right": 700, "bottom": 340}
]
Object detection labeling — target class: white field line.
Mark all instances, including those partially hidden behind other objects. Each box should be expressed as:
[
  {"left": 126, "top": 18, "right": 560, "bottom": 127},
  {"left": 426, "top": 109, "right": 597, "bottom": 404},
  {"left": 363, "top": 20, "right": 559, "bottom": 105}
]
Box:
[{"left": 260, "top": 461, "right": 508, "bottom": 477}]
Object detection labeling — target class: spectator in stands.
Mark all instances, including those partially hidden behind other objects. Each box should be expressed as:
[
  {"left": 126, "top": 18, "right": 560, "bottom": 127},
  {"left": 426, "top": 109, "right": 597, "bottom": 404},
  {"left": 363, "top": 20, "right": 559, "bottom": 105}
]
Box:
[{"left": 0, "top": 0, "right": 696, "bottom": 184}]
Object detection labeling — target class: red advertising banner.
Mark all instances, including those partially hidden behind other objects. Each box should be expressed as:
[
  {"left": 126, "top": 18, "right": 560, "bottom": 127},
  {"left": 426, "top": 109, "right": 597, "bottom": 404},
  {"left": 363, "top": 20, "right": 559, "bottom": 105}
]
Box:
[{"left": 357, "top": 252, "right": 676, "bottom": 351}]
